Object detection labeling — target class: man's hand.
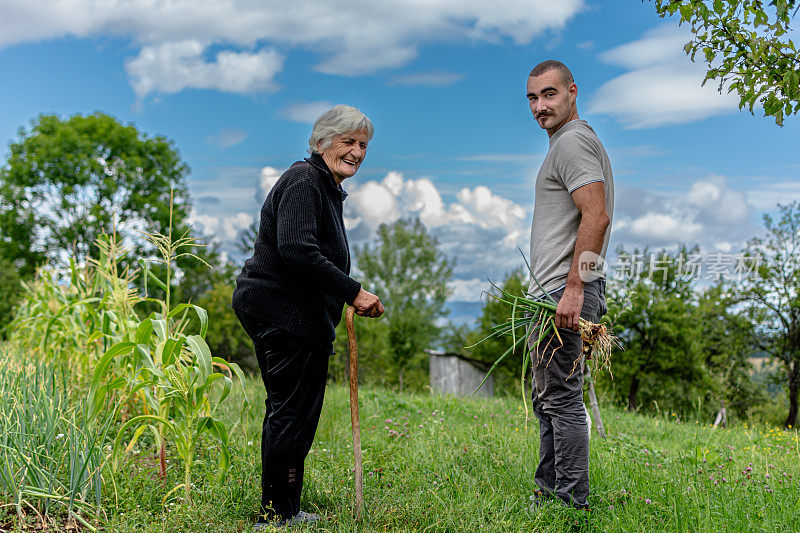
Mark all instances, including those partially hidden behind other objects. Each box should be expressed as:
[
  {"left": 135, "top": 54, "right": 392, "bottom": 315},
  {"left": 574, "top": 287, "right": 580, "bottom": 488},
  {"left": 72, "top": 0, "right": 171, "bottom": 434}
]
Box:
[
  {"left": 554, "top": 284, "right": 583, "bottom": 331},
  {"left": 352, "top": 288, "right": 384, "bottom": 318}
]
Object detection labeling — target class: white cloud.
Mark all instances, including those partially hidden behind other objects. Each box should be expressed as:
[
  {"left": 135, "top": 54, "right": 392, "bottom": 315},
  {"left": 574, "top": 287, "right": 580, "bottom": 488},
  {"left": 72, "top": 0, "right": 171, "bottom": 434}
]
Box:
[
  {"left": 626, "top": 212, "right": 703, "bottom": 242},
  {"left": 1, "top": 0, "right": 585, "bottom": 98},
  {"left": 345, "top": 172, "right": 527, "bottom": 238},
  {"left": 686, "top": 175, "right": 749, "bottom": 224},
  {"left": 206, "top": 128, "right": 248, "bottom": 148},
  {"left": 589, "top": 25, "right": 738, "bottom": 128},
  {"left": 612, "top": 175, "right": 754, "bottom": 250},
  {"left": 282, "top": 101, "right": 333, "bottom": 124},
  {"left": 598, "top": 25, "right": 688, "bottom": 69},
  {"left": 126, "top": 40, "right": 283, "bottom": 99},
  {"left": 449, "top": 278, "right": 490, "bottom": 302},
  {"left": 190, "top": 211, "right": 253, "bottom": 242},
  {"left": 389, "top": 71, "right": 465, "bottom": 87},
  {"left": 746, "top": 181, "right": 800, "bottom": 210},
  {"left": 258, "top": 166, "right": 283, "bottom": 200},
  {"left": 344, "top": 171, "right": 530, "bottom": 280}
]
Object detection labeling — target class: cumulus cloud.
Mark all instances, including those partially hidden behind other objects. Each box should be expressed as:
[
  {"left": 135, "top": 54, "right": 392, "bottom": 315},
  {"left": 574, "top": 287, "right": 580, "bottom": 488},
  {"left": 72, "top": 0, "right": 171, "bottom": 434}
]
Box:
[
  {"left": 206, "top": 128, "right": 248, "bottom": 148},
  {"left": 624, "top": 213, "right": 703, "bottom": 242},
  {"left": 125, "top": 41, "right": 283, "bottom": 99},
  {"left": 612, "top": 175, "right": 755, "bottom": 251},
  {"left": 343, "top": 171, "right": 530, "bottom": 285},
  {"left": 449, "top": 278, "right": 491, "bottom": 302},
  {"left": 588, "top": 25, "right": 738, "bottom": 128},
  {"left": 686, "top": 175, "right": 749, "bottom": 224},
  {"left": 1, "top": 0, "right": 585, "bottom": 99},
  {"left": 190, "top": 211, "right": 253, "bottom": 242},
  {"left": 258, "top": 166, "right": 283, "bottom": 200},
  {"left": 282, "top": 101, "right": 333, "bottom": 124}
]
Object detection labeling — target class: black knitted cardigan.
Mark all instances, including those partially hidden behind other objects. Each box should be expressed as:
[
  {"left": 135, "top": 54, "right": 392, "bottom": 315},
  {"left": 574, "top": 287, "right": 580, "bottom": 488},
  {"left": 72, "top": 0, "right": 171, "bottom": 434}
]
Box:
[{"left": 231, "top": 152, "right": 362, "bottom": 348}]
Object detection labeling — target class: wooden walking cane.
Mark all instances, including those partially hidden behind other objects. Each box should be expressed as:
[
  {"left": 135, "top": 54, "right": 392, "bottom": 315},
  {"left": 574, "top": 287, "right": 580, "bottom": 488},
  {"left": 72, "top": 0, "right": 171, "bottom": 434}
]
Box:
[{"left": 345, "top": 305, "right": 363, "bottom": 515}]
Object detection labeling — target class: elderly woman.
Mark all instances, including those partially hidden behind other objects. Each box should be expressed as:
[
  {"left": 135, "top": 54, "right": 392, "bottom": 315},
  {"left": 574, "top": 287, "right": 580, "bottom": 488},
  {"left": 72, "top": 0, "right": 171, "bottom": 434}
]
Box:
[{"left": 232, "top": 105, "right": 384, "bottom": 528}]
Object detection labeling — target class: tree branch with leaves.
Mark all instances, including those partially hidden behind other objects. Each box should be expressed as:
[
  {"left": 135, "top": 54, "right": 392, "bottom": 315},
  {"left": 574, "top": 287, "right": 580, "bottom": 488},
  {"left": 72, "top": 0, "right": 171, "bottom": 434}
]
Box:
[{"left": 650, "top": 0, "right": 800, "bottom": 125}]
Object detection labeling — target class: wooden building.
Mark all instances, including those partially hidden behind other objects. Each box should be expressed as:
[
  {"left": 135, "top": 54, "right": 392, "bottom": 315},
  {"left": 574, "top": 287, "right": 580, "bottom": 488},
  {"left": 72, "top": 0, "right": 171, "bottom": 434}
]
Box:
[{"left": 427, "top": 350, "right": 493, "bottom": 398}]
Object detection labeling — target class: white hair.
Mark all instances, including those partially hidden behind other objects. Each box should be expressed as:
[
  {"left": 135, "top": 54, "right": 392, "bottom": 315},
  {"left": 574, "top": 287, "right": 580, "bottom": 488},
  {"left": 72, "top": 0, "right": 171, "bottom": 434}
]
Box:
[{"left": 308, "top": 105, "right": 374, "bottom": 154}]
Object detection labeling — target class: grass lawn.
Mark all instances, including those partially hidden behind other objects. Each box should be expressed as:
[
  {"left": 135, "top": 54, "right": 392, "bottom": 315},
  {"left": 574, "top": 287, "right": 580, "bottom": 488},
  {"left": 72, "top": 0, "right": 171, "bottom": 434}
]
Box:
[{"left": 98, "top": 376, "right": 799, "bottom": 533}]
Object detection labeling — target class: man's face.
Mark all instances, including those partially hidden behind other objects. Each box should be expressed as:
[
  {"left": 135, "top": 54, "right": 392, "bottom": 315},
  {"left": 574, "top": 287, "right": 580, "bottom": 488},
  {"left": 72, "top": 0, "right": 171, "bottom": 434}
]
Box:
[{"left": 526, "top": 69, "right": 577, "bottom": 135}]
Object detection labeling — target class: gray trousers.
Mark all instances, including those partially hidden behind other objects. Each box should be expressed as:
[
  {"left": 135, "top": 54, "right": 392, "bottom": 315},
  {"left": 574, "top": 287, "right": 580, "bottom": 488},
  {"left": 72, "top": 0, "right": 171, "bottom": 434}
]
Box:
[{"left": 530, "top": 279, "right": 606, "bottom": 509}]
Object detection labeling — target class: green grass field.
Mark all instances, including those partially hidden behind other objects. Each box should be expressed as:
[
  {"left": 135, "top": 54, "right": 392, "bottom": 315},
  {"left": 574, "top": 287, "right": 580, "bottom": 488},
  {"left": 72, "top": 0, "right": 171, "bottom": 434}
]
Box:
[{"left": 77, "top": 375, "right": 797, "bottom": 533}]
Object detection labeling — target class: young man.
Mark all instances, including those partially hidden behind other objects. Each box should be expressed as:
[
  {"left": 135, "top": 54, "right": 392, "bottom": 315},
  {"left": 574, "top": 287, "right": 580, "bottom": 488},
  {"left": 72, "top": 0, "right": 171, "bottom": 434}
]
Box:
[{"left": 525, "top": 60, "right": 614, "bottom": 509}]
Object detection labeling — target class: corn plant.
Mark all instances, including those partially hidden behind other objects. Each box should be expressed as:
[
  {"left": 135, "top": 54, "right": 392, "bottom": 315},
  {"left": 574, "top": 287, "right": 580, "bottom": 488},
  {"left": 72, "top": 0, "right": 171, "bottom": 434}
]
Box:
[
  {"left": 6, "top": 233, "right": 141, "bottom": 375},
  {"left": 107, "top": 194, "right": 249, "bottom": 502}
]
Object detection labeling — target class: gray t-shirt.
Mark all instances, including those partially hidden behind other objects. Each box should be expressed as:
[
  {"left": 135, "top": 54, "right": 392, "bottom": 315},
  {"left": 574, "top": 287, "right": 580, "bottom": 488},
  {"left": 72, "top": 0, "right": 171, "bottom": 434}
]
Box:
[{"left": 528, "top": 119, "right": 614, "bottom": 297}]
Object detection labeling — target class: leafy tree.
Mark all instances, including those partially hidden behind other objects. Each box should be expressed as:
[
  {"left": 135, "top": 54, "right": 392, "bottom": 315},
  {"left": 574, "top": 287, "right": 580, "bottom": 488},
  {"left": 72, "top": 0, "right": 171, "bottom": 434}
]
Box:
[
  {"left": 696, "top": 283, "right": 765, "bottom": 420},
  {"left": 355, "top": 218, "right": 454, "bottom": 390},
  {"left": 0, "top": 257, "right": 21, "bottom": 338},
  {"left": 0, "top": 112, "right": 191, "bottom": 276},
  {"left": 606, "top": 247, "right": 712, "bottom": 414},
  {"left": 736, "top": 202, "right": 800, "bottom": 427},
  {"left": 650, "top": 0, "right": 800, "bottom": 125}
]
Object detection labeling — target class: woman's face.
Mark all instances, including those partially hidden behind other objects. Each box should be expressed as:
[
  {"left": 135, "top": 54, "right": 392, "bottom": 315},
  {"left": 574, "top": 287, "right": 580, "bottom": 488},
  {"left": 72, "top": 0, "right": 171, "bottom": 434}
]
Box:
[{"left": 318, "top": 129, "right": 369, "bottom": 184}]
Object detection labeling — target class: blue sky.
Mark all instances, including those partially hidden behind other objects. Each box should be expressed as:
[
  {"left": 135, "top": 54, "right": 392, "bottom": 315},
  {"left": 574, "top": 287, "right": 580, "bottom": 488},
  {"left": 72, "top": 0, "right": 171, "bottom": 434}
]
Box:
[{"left": 1, "top": 1, "right": 798, "bottom": 323}]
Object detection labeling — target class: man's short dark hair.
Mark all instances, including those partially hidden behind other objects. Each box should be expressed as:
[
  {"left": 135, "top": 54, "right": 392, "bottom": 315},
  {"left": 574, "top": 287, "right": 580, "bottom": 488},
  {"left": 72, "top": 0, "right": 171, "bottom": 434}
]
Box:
[{"left": 529, "top": 60, "right": 574, "bottom": 88}]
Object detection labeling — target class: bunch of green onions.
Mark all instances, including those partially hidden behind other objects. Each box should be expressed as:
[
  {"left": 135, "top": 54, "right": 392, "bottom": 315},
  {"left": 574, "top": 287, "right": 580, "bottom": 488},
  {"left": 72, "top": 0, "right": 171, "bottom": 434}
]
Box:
[{"left": 469, "top": 260, "right": 618, "bottom": 417}]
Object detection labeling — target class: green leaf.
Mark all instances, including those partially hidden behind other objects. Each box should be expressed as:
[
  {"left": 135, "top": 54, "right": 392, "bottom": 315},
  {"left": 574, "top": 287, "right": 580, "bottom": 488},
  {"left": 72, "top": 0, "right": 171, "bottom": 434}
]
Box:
[
  {"left": 167, "top": 303, "right": 209, "bottom": 338},
  {"left": 87, "top": 341, "right": 135, "bottom": 421},
  {"left": 197, "top": 417, "right": 231, "bottom": 482},
  {"left": 146, "top": 269, "right": 168, "bottom": 292},
  {"left": 152, "top": 318, "right": 168, "bottom": 343},
  {"left": 185, "top": 335, "right": 212, "bottom": 383},
  {"left": 112, "top": 415, "right": 175, "bottom": 471},
  {"left": 135, "top": 318, "right": 154, "bottom": 344},
  {"left": 212, "top": 357, "right": 249, "bottom": 403},
  {"left": 161, "top": 336, "right": 186, "bottom": 367}
]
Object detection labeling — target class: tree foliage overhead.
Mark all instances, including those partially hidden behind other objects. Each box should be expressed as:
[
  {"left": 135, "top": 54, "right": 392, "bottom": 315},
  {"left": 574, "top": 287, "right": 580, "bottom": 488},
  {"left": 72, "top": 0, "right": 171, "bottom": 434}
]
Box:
[
  {"left": 651, "top": 0, "right": 800, "bottom": 125},
  {"left": 736, "top": 201, "right": 800, "bottom": 427},
  {"left": 355, "top": 218, "right": 454, "bottom": 390},
  {"left": 0, "top": 112, "right": 191, "bottom": 276}
]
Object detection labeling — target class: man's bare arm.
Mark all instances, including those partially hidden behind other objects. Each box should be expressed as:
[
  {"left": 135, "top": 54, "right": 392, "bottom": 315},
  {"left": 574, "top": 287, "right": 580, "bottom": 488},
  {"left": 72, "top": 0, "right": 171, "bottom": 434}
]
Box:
[{"left": 554, "top": 181, "right": 610, "bottom": 331}]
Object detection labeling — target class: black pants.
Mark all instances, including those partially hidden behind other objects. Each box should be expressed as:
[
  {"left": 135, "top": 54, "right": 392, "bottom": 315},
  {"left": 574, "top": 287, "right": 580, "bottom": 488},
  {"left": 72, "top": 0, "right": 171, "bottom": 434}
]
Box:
[
  {"left": 236, "top": 310, "right": 330, "bottom": 520},
  {"left": 530, "top": 279, "right": 606, "bottom": 509}
]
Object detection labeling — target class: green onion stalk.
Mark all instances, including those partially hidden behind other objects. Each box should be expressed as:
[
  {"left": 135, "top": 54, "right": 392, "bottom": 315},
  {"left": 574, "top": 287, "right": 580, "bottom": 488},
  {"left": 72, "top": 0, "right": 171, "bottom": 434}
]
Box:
[{"left": 469, "top": 258, "right": 619, "bottom": 422}]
